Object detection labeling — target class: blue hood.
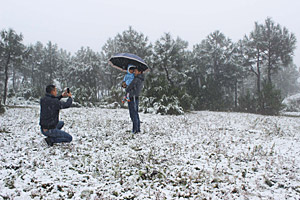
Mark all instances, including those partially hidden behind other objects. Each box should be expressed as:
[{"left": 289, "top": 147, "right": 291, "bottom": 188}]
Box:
[{"left": 127, "top": 65, "right": 135, "bottom": 74}]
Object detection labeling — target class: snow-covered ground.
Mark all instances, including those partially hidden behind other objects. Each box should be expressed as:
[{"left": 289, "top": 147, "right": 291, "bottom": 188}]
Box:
[{"left": 0, "top": 106, "right": 300, "bottom": 199}]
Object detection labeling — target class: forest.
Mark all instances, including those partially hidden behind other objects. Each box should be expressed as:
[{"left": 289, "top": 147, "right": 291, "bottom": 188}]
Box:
[{"left": 0, "top": 17, "right": 299, "bottom": 115}]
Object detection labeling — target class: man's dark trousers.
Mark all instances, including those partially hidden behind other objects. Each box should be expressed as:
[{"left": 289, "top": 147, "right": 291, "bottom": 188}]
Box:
[
  {"left": 128, "top": 97, "right": 140, "bottom": 133},
  {"left": 41, "top": 121, "right": 72, "bottom": 144}
]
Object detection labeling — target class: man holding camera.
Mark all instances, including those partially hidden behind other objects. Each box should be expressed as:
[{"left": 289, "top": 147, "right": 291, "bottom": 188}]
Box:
[{"left": 40, "top": 85, "right": 73, "bottom": 146}]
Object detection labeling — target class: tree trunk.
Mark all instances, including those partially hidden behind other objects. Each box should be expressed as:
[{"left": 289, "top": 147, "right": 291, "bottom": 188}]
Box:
[
  {"left": 3, "top": 52, "right": 11, "bottom": 105},
  {"left": 256, "top": 50, "right": 263, "bottom": 112},
  {"left": 257, "top": 66, "right": 261, "bottom": 94},
  {"left": 234, "top": 78, "right": 238, "bottom": 108},
  {"left": 267, "top": 53, "right": 272, "bottom": 84},
  {"left": 163, "top": 66, "right": 174, "bottom": 86},
  {"left": 12, "top": 66, "right": 16, "bottom": 91},
  {"left": 268, "top": 68, "right": 272, "bottom": 84},
  {"left": 256, "top": 50, "right": 261, "bottom": 94},
  {"left": 31, "top": 63, "right": 35, "bottom": 88}
]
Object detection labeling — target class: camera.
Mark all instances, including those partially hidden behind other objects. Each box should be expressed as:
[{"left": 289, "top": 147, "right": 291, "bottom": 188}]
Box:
[{"left": 67, "top": 88, "right": 70, "bottom": 93}]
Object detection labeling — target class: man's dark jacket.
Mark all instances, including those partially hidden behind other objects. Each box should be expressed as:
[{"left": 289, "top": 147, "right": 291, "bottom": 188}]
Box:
[
  {"left": 126, "top": 74, "right": 144, "bottom": 98},
  {"left": 39, "top": 93, "right": 72, "bottom": 129}
]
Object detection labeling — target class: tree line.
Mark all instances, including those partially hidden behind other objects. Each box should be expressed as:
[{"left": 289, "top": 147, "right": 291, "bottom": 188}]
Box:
[{"left": 0, "top": 17, "right": 299, "bottom": 115}]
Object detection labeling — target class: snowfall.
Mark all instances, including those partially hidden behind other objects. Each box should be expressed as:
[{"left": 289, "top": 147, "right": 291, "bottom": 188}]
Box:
[{"left": 0, "top": 103, "right": 300, "bottom": 199}]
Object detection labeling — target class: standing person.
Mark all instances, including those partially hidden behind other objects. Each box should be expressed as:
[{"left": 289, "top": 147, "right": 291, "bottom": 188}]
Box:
[
  {"left": 126, "top": 68, "right": 144, "bottom": 133},
  {"left": 39, "top": 85, "right": 73, "bottom": 146},
  {"left": 121, "top": 64, "right": 136, "bottom": 103}
]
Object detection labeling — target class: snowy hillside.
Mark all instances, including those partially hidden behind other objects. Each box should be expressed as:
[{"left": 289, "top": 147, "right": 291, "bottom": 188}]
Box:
[{"left": 0, "top": 106, "right": 300, "bottom": 199}]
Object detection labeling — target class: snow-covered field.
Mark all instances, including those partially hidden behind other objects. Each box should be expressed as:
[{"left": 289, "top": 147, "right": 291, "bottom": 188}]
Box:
[{"left": 0, "top": 106, "right": 300, "bottom": 199}]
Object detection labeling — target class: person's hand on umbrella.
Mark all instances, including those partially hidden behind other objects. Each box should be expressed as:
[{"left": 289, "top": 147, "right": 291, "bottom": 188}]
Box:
[{"left": 108, "top": 60, "right": 126, "bottom": 72}]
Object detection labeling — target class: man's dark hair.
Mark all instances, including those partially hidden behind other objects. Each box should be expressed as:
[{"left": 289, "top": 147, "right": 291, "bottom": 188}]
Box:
[{"left": 46, "top": 85, "right": 56, "bottom": 94}]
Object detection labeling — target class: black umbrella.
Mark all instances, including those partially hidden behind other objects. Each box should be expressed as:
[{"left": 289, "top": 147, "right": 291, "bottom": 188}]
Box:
[{"left": 109, "top": 53, "right": 149, "bottom": 72}]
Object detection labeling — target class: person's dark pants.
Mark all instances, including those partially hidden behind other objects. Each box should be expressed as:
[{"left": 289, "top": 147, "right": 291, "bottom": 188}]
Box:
[
  {"left": 41, "top": 121, "right": 72, "bottom": 144},
  {"left": 128, "top": 97, "right": 140, "bottom": 133}
]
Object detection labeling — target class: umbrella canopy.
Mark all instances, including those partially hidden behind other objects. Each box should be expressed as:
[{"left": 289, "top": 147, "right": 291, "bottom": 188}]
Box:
[{"left": 109, "top": 53, "right": 149, "bottom": 72}]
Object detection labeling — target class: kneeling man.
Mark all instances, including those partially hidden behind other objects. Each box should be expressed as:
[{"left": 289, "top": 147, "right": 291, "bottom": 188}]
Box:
[{"left": 40, "top": 85, "right": 73, "bottom": 146}]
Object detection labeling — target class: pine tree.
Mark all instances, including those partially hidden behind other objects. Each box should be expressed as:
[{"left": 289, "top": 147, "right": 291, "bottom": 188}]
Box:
[
  {"left": 56, "top": 49, "right": 72, "bottom": 90},
  {"left": 260, "top": 18, "right": 297, "bottom": 84},
  {"left": 152, "top": 33, "right": 188, "bottom": 86},
  {"left": 27, "top": 42, "right": 46, "bottom": 97},
  {"left": 190, "top": 31, "right": 241, "bottom": 110},
  {"left": 143, "top": 33, "right": 190, "bottom": 114},
  {"left": 42, "top": 41, "right": 59, "bottom": 86},
  {"left": 68, "top": 47, "right": 101, "bottom": 104},
  {"left": 0, "top": 28, "right": 25, "bottom": 104},
  {"left": 243, "top": 18, "right": 297, "bottom": 114}
]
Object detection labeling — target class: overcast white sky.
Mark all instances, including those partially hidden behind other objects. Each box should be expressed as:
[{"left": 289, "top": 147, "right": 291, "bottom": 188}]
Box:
[{"left": 1, "top": 0, "right": 300, "bottom": 67}]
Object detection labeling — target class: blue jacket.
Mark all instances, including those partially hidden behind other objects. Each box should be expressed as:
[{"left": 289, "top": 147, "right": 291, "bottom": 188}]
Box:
[
  {"left": 123, "top": 67, "right": 135, "bottom": 86},
  {"left": 39, "top": 93, "right": 72, "bottom": 129}
]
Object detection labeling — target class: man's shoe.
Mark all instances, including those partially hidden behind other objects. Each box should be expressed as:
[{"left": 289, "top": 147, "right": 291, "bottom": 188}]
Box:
[
  {"left": 45, "top": 137, "right": 53, "bottom": 146},
  {"left": 132, "top": 131, "right": 141, "bottom": 134}
]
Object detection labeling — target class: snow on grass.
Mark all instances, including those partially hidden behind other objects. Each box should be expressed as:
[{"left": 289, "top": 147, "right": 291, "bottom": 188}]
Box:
[{"left": 0, "top": 106, "right": 300, "bottom": 199}]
